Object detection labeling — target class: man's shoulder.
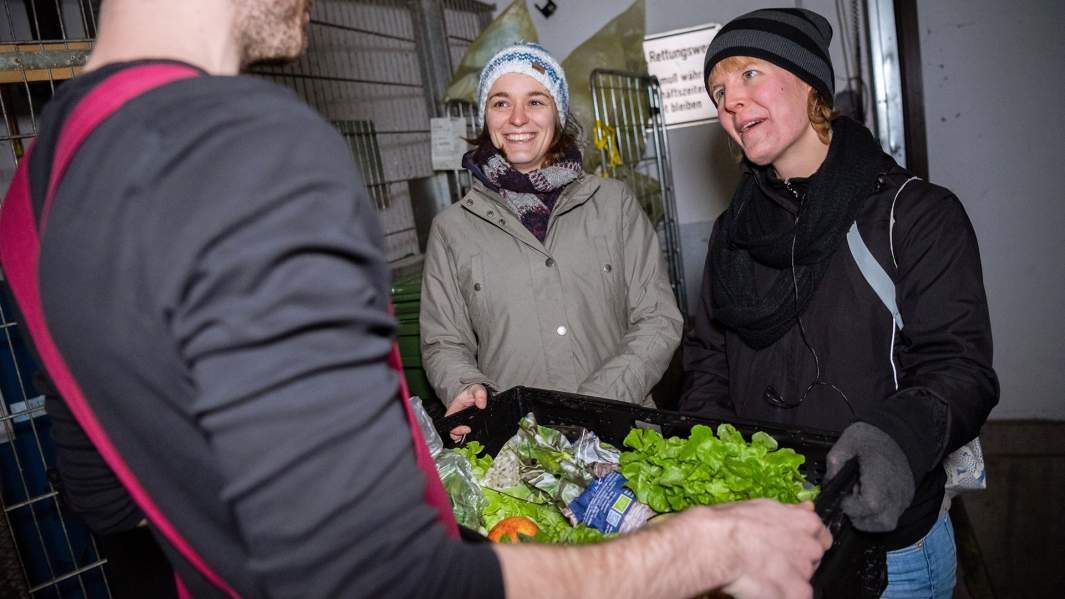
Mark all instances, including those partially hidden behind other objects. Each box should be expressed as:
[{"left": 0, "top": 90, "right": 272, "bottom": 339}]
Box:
[
  {"left": 117, "top": 74, "right": 353, "bottom": 186},
  {"left": 113, "top": 76, "right": 362, "bottom": 247},
  {"left": 139, "top": 74, "right": 333, "bottom": 141}
]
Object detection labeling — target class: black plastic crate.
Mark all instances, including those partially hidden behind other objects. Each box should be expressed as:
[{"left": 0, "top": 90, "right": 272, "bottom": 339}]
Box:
[{"left": 436, "top": 386, "right": 887, "bottom": 599}]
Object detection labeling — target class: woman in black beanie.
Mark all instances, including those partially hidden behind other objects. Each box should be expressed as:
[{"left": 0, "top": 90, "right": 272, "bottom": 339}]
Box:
[{"left": 680, "top": 8, "right": 998, "bottom": 598}]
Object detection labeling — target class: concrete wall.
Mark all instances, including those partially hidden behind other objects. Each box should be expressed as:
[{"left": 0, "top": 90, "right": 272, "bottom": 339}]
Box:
[
  {"left": 917, "top": 0, "right": 1065, "bottom": 420},
  {"left": 961, "top": 421, "right": 1065, "bottom": 595}
]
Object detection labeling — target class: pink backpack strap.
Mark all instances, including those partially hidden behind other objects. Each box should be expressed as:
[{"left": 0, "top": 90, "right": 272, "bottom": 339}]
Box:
[
  {"left": 386, "top": 317, "right": 460, "bottom": 537},
  {"left": 0, "top": 64, "right": 244, "bottom": 599}
]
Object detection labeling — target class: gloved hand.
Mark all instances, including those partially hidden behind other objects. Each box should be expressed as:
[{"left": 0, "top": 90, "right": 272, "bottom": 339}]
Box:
[{"left": 825, "top": 422, "right": 915, "bottom": 532}]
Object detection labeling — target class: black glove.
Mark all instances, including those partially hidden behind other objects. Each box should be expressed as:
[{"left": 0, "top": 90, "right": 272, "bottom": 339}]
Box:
[{"left": 825, "top": 422, "right": 915, "bottom": 532}]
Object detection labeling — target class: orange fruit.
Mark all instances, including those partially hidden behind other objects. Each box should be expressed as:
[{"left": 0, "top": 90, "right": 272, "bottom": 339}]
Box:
[{"left": 488, "top": 516, "right": 540, "bottom": 543}]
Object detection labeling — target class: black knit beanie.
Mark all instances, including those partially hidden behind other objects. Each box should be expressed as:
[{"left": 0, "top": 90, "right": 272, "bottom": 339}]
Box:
[{"left": 703, "top": 8, "right": 835, "bottom": 107}]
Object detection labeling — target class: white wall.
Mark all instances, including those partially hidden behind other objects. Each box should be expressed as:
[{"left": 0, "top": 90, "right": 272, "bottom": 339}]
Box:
[{"left": 917, "top": 0, "right": 1065, "bottom": 420}]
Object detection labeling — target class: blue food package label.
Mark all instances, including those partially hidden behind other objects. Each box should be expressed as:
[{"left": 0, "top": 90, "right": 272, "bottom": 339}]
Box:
[{"left": 568, "top": 471, "right": 652, "bottom": 534}]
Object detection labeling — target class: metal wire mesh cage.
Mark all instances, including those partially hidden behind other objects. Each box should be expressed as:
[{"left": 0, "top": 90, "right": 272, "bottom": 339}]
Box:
[
  {"left": 335, "top": 119, "right": 392, "bottom": 210},
  {"left": 248, "top": 0, "right": 429, "bottom": 264},
  {"left": 246, "top": 0, "right": 492, "bottom": 264},
  {"left": 1, "top": 2, "right": 112, "bottom": 597},
  {"left": 590, "top": 68, "right": 687, "bottom": 317}
]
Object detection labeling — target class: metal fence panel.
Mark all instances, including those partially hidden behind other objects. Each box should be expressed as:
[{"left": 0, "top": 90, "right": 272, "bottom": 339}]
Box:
[
  {"left": 590, "top": 69, "right": 687, "bottom": 317},
  {"left": 1, "top": 1, "right": 108, "bottom": 597},
  {"left": 250, "top": 0, "right": 437, "bottom": 263}
]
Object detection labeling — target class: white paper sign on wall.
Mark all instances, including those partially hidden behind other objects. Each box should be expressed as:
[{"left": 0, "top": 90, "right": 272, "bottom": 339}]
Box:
[
  {"left": 431, "top": 117, "right": 470, "bottom": 171},
  {"left": 643, "top": 23, "right": 722, "bottom": 130}
]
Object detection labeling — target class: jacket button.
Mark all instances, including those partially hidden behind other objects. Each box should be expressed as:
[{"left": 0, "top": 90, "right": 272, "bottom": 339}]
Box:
[
  {"left": 545, "top": 257, "right": 555, "bottom": 267},
  {"left": 465, "top": 199, "right": 473, "bottom": 205},
  {"left": 498, "top": 218, "right": 506, "bottom": 226},
  {"left": 474, "top": 283, "right": 482, "bottom": 291},
  {"left": 556, "top": 325, "right": 567, "bottom": 336},
  {"left": 603, "top": 264, "right": 612, "bottom": 272}
]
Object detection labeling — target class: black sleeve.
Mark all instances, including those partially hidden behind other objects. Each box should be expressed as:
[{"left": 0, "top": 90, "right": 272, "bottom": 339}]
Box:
[
  {"left": 165, "top": 109, "right": 503, "bottom": 598},
  {"left": 6, "top": 280, "right": 143, "bottom": 536},
  {"left": 862, "top": 188, "right": 999, "bottom": 482},
  {"left": 678, "top": 222, "right": 735, "bottom": 417},
  {"left": 38, "top": 371, "right": 144, "bottom": 536}
]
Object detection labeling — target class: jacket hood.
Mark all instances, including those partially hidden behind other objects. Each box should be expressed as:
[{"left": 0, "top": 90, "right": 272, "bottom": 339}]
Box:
[{"left": 461, "top": 147, "right": 498, "bottom": 192}]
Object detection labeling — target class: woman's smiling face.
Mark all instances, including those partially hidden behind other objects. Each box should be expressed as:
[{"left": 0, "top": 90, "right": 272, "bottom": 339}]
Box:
[{"left": 484, "top": 72, "right": 558, "bottom": 173}]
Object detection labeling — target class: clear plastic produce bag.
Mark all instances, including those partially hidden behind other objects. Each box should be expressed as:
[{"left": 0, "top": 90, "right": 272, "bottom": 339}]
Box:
[{"left": 410, "top": 397, "right": 488, "bottom": 531}]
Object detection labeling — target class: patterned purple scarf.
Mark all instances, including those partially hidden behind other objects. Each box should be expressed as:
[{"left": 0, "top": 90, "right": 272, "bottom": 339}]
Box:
[{"left": 464, "top": 141, "right": 583, "bottom": 242}]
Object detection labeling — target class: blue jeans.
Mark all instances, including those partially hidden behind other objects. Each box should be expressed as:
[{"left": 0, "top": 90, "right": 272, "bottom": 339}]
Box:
[{"left": 881, "top": 512, "right": 957, "bottom": 599}]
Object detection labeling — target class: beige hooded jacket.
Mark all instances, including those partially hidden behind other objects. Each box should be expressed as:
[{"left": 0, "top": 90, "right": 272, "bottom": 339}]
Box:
[{"left": 420, "top": 174, "right": 682, "bottom": 407}]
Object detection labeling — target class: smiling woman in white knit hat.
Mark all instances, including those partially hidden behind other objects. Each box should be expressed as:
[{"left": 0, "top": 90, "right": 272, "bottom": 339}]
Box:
[
  {"left": 679, "top": 8, "right": 998, "bottom": 599},
  {"left": 420, "top": 43, "right": 682, "bottom": 438}
]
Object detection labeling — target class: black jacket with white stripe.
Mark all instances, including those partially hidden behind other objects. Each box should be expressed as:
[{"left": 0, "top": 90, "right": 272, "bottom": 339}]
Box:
[{"left": 680, "top": 154, "right": 999, "bottom": 550}]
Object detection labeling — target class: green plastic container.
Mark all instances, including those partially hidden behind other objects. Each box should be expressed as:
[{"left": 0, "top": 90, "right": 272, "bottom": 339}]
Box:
[
  {"left": 391, "top": 270, "right": 438, "bottom": 406},
  {"left": 391, "top": 273, "right": 423, "bottom": 306}
]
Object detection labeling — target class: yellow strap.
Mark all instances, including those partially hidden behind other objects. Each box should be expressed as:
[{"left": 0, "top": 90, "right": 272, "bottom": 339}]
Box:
[{"left": 593, "top": 120, "right": 624, "bottom": 168}]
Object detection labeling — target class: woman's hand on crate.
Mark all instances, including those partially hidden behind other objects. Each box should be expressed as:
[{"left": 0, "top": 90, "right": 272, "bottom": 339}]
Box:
[
  {"left": 445, "top": 384, "right": 488, "bottom": 442},
  {"left": 825, "top": 422, "right": 916, "bottom": 532}
]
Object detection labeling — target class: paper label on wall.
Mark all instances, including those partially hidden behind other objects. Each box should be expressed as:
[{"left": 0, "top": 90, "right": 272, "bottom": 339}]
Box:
[
  {"left": 0, "top": 395, "right": 44, "bottom": 444},
  {"left": 643, "top": 23, "right": 722, "bottom": 129},
  {"left": 431, "top": 117, "right": 469, "bottom": 171}
]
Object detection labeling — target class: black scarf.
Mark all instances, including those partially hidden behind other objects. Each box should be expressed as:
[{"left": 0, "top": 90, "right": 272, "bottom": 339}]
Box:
[{"left": 709, "top": 117, "right": 888, "bottom": 349}]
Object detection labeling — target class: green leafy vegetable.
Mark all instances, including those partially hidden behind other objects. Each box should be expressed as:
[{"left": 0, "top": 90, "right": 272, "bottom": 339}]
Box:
[
  {"left": 453, "top": 420, "right": 817, "bottom": 543},
  {"left": 619, "top": 424, "right": 818, "bottom": 513},
  {"left": 451, "top": 436, "right": 598, "bottom": 541},
  {"left": 482, "top": 487, "right": 608, "bottom": 544},
  {"left": 453, "top": 441, "right": 494, "bottom": 482}
]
